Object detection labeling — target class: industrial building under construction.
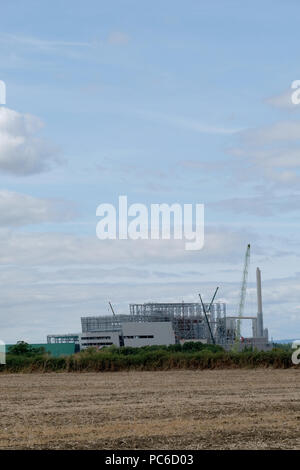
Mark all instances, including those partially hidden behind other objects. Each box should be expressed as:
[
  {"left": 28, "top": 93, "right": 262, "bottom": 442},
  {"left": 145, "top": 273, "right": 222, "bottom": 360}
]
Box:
[{"left": 47, "top": 245, "right": 271, "bottom": 351}]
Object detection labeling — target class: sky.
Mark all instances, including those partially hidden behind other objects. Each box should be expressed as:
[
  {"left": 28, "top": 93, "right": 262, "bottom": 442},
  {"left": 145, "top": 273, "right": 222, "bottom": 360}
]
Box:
[{"left": 0, "top": 0, "right": 300, "bottom": 342}]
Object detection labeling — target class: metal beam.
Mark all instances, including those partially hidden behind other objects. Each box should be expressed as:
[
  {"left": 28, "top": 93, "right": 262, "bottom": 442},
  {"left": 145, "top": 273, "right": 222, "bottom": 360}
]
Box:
[{"left": 199, "top": 287, "right": 219, "bottom": 345}]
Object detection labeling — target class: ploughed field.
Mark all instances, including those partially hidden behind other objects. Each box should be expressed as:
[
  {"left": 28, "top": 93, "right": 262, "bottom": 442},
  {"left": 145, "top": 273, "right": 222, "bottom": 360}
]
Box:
[{"left": 0, "top": 369, "right": 299, "bottom": 449}]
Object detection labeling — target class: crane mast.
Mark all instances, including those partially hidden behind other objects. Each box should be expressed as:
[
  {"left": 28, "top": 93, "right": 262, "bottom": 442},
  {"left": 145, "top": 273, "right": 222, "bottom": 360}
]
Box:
[{"left": 234, "top": 244, "right": 250, "bottom": 349}]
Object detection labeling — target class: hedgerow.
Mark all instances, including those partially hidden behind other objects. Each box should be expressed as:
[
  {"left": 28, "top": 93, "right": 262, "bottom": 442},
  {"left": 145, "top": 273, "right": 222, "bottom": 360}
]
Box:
[{"left": 1, "top": 344, "right": 295, "bottom": 373}]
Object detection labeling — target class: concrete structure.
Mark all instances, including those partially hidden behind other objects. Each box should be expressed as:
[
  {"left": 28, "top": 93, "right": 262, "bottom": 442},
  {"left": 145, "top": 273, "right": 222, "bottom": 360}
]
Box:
[
  {"left": 47, "top": 333, "right": 80, "bottom": 344},
  {"left": 81, "top": 301, "right": 227, "bottom": 345},
  {"left": 122, "top": 322, "right": 175, "bottom": 347},
  {"left": 79, "top": 331, "right": 120, "bottom": 349},
  {"left": 240, "top": 336, "right": 271, "bottom": 351},
  {"left": 79, "top": 321, "right": 175, "bottom": 349},
  {"left": 222, "top": 267, "right": 271, "bottom": 350},
  {"left": 129, "top": 302, "right": 228, "bottom": 345},
  {"left": 80, "top": 294, "right": 271, "bottom": 350},
  {"left": 256, "top": 267, "right": 267, "bottom": 338}
]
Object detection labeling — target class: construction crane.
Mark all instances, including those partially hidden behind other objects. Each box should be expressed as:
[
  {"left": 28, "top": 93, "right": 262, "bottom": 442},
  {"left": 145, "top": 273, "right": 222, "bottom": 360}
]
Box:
[
  {"left": 233, "top": 244, "right": 250, "bottom": 350},
  {"left": 199, "top": 287, "right": 219, "bottom": 345},
  {"left": 108, "top": 301, "right": 125, "bottom": 346},
  {"left": 108, "top": 301, "right": 116, "bottom": 317}
]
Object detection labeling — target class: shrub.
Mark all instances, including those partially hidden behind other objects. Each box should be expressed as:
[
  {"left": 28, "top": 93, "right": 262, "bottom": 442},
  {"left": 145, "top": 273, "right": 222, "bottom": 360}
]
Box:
[
  {"left": 1, "top": 345, "right": 294, "bottom": 373},
  {"left": 8, "top": 341, "right": 46, "bottom": 357}
]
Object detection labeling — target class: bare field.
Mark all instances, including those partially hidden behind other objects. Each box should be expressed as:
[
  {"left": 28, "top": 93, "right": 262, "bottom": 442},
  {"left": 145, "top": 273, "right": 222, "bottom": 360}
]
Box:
[{"left": 0, "top": 369, "right": 299, "bottom": 449}]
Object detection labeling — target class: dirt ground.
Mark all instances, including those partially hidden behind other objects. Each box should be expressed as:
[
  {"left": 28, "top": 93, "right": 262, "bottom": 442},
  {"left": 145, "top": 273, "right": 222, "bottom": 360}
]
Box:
[{"left": 0, "top": 369, "right": 299, "bottom": 449}]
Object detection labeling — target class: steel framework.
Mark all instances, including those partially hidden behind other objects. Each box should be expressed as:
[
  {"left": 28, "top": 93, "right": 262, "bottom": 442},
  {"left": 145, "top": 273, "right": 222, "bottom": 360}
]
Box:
[{"left": 81, "top": 301, "right": 228, "bottom": 345}]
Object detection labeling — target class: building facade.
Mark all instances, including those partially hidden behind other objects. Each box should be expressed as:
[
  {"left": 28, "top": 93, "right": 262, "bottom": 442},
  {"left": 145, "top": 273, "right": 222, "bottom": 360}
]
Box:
[{"left": 79, "top": 321, "right": 175, "bottom": 349}]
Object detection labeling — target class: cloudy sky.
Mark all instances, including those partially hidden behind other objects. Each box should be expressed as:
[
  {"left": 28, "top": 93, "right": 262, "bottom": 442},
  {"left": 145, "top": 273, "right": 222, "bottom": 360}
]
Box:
[{"left": 0, "top": 0, "right": 300, "bottom": 343}]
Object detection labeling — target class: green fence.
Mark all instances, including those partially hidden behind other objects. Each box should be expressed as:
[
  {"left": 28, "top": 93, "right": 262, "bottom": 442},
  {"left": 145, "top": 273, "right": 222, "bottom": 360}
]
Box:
[{"left": 6, "top": 343, "right": 77, "bottom": 357}]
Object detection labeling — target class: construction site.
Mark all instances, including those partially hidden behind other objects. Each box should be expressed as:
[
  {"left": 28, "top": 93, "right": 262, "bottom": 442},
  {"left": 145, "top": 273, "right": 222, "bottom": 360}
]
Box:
[{"left": 48, "top": 244, "right": 272, "bottom": 352}]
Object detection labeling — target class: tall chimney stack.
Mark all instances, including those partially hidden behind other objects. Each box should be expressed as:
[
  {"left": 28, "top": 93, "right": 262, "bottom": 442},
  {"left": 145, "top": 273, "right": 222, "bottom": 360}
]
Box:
[{"left": 256, "top": 267, "right": 264, "bottom": 337}]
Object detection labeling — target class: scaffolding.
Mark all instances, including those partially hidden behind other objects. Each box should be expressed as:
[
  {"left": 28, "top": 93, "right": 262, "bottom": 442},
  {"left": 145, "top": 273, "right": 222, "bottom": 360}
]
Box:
[
  {"left": 130, "top": 302, "right": 227, "bottom": 344},
  {"left": 81, "top": 301, "right": 228, "bottom": 345}
]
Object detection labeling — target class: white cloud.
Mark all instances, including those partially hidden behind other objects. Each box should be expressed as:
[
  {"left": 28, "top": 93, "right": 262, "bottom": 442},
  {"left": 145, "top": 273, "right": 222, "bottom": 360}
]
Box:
[
  {"left": 212, "top": 193, "right": 300, "bottom": 216},
  {"left": 0, "top": 107, "right": 61, "bottom": 175},
  {"left": 0, "top": 224, "right": 297, "bottom": 342},
  {"left": 0, "top": 33, "right": 92, "bottom": 51},
  {"left": 231, "top": 147, "right": 300, "bottom": 168},
  {"left": 0, "top": 32, "right": 130, "bottom": 54},
  {"left": 107, "top": 32, "right": 130, "bottom": 45},
  {"left": 134, "top": 110, "right": 241, "bottom": 135},
  {"left": 228, "top": 146, "right": 300, "bottom": 185},
  {"left": 0, "top": 226, "right": 254, "bottom": 266},
  {"left": 0, "top": 226, "right": 255, "bottom": 342},
  {"left": 241, "top": 121, "right": 300, "bottom": 144},
  {"left": 224, "top": 119, "right": 300, "bottom": 190},
  {"left": 0, "top": 190, "right": 76, "bottom": 227},
  {"left": 0, "top": 264, "right": 299, "bottom": 343},
  {"left": 265, "top": 88, "right": 298, "bottom": 110}
]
